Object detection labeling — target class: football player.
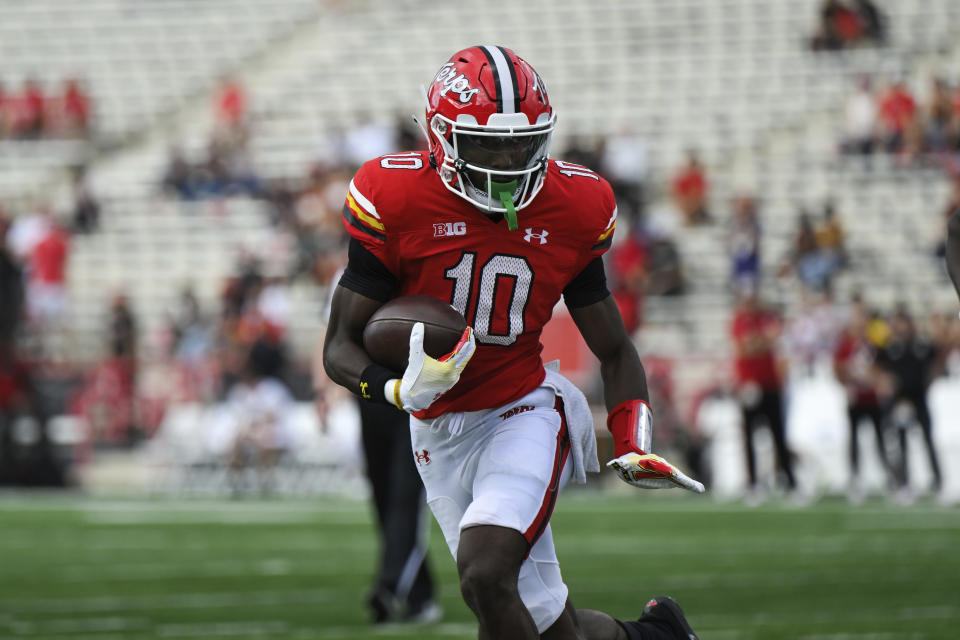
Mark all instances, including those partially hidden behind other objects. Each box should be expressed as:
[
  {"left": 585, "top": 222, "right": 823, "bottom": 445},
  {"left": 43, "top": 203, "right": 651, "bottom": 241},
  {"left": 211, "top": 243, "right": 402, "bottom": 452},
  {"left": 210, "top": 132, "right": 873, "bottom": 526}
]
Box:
[{"left": 323, "top": 45, "right": 702, "bottom": 640}]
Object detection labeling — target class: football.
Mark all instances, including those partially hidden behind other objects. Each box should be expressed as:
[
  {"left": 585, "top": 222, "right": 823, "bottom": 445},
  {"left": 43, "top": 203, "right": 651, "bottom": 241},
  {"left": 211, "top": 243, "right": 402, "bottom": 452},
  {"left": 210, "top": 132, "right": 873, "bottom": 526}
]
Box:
[{"left": 362, "top": 295, "right": 467, "bottom": 372}]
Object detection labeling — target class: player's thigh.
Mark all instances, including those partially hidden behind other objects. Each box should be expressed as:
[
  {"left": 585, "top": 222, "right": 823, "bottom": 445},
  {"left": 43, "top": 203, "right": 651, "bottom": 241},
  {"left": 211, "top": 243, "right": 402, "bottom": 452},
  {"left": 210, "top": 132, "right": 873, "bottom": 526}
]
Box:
[
  {"left": 463, "top": 403, "right": 569, "bottom": 537},
  {"left": 409, "top": 420, "right": 474, "bottom": 556}
]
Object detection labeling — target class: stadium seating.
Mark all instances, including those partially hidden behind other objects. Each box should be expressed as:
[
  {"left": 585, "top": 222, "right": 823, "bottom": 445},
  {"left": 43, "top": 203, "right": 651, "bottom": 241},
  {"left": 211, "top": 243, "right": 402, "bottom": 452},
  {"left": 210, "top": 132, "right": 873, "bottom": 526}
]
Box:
[{"left": 4, "top": 0, "right": 960, "bottom": 494}]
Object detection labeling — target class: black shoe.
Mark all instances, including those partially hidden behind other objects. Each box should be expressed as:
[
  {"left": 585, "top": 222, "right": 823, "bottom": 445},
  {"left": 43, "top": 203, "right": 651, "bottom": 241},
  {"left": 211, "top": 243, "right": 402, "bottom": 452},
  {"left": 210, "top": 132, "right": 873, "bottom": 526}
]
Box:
[
  {"left": 366, "top": 588, "right": 397, "bottom": 624},
  {"left": 639, "top": 596, "right": 699, "bottom": 640},
  {"left": 619, "top": 595, "right": 699, "bottom": 640}
]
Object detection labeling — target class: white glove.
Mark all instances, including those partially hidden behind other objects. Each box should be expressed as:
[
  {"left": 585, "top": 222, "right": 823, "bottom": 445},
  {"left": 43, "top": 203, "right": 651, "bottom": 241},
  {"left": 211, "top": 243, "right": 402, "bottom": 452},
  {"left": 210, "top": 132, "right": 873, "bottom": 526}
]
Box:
[
  {"left": 391, "top": 322, "right": 475, "bottom": 413},
  {"left": 607, "top": 452, "right": 705, "bottom": 493}
]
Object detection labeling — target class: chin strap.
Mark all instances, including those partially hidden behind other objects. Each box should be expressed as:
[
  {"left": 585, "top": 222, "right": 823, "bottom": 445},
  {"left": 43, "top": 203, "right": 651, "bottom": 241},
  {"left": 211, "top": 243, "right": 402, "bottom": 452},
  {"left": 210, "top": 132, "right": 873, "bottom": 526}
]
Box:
[{"left": 488, "top": 179, "right": 519, "bottom": 230}]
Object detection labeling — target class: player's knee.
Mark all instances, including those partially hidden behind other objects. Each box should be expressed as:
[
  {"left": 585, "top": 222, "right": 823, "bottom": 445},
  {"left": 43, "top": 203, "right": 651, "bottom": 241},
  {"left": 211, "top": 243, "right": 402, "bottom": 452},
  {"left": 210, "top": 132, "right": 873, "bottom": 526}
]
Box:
[
  {"left": 457, "top": 525, "right": 528, "bottom": 609},
  {"left": 458, "top": 558, "right": 518, "bottom": 610}
]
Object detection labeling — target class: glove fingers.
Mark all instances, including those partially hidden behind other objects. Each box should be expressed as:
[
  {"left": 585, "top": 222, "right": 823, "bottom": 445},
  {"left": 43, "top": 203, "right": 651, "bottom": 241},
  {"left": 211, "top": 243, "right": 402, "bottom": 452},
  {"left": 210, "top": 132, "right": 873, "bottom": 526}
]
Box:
[
  {"left": 408, "top": 322, "right": 426, "bottom": 359},
  {"left": 669, "top": 468, "right": 706, "bottom": 493},
  {"left": 439, "top": 326, "right": 474, "bottom": 364},
  {"left": 606, "top": 454, "right": 705, "bottom": 494}
]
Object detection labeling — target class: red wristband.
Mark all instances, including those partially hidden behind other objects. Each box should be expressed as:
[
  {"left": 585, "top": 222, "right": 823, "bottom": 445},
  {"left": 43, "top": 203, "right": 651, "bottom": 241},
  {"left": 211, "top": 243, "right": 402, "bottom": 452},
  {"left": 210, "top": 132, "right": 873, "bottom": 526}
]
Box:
[{"left": 606, "top": 399, "right": 653, "bottom": 457}]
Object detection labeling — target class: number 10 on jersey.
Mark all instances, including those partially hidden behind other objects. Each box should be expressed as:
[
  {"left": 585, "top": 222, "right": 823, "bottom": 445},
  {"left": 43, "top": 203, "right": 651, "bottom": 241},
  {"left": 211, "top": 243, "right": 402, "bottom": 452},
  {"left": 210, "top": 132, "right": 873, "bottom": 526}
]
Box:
[{"left": 444, "top": 252, "right": 533, "bottom": 346}]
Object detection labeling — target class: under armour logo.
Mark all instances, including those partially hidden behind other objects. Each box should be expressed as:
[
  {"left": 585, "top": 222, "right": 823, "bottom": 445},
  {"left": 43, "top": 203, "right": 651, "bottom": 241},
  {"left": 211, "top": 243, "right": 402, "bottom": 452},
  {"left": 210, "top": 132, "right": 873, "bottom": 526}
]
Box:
[
  {"left": 414, "top": 450, "right": 431, "bottom": 465},
  {"left": 359, "top": 382, "right": 370, "bottom": 399},
  {"left": 523, "top": 228, "right": 548, "bottom": 244}
]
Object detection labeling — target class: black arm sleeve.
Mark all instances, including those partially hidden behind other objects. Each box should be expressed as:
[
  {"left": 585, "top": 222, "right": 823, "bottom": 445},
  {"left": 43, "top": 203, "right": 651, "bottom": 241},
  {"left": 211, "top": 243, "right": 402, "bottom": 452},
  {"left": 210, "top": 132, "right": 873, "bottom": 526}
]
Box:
[
  {"left": 338, "top": 238, "right": 399, "bottom": 302},
  {"left": 562, "top": 257, "right": 610, "bottom": 308}
]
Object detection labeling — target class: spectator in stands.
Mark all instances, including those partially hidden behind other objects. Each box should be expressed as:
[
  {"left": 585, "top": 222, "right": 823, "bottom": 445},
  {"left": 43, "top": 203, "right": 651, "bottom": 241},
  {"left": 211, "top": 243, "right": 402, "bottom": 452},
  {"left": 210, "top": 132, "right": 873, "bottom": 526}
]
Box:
[
  {"left": 780, "top": 286, "right": 844, "bottom": 381},
  {"left": 671, "top": 149, "right": 710, "bottom": 226},
  {"left": 925, "top": 77, "right": 958, "bottom": 153},
  {"left": 874, "top": 306, "right": 943, "bottom": 499},
  {"left": 26, "top": 212, "right": 70, "bottom": 337},
  {"left": 877, "top": 80, "right": 920, "bottom": 158},
  {"left": 811, "top": 0, "right": 862, "bottom": 51},
  {"left": 60, "top": 78, "right": 91, "bottom": 139},
  {"left": 221, "top": 338, "right": 293, "bottom": 495},
  {"left": 109, "top": 292, "right": 137, "bottom": 366},
  {"left": 70, "top": 293, "right": 140, "bottom": 444},
  {"left": 728, "top": 194, "right": 762, "bottom": 294},
  {"left": 70, "top": 166, "right": 100, "bottom": 234},
  {"left": 645, "top": 233, "right": 686, "bottom": 297},
  {"left": 608, "top": 231, "right": 648, "bottom": 335},
  {"left": 834, "top": 295, "right": 890, "bottom": 502},
  {"left": 162, "top": 146, "right": 199, "bottom": 200},
  {"left": 171, "top": 286, "right": 215, "bottom": 363},
  {"left": 854, "top": 0, "right": 885, "bottom": 45},
  {"left": 17, "top": 78, "right": 47, "bottom": 139},
  {"left": 730, "top": 290, "right": 796, "bottom": 502},
  {"left": 781, "top": 209, "right": 835, "bottom": 290},
  {"left": 842, "top": 76, "right": 878, "bottom": 156},
  {"left": 815, "top": 200, "right": 847, "bottom": 269},
  {"left": 214, "top": 76, "right": 247, "bottom": 141}
]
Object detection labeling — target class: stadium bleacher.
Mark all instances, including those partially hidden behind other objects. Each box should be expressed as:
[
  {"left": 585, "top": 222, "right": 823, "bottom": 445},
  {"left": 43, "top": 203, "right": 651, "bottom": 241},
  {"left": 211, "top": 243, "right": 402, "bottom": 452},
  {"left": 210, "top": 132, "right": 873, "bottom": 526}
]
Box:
[{"left": 2, "top": 0, "right": 959, "bottom": 495}]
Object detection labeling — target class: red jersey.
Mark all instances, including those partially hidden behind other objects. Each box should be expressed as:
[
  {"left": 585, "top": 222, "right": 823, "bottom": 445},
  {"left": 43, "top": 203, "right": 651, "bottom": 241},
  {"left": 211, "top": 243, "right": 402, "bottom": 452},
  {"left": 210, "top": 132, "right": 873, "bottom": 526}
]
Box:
[
  {"left": 731, "top": 307, "right": 781, "bottom": 390},
  {"left": 342, "top": 152, "right": 617, "bottom": 418}
]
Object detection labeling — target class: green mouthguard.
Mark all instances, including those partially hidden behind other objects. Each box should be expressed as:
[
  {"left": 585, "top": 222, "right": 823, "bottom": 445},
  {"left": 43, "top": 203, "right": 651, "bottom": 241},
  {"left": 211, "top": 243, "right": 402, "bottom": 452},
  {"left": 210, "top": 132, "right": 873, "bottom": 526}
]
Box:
[{"left": 488, "top": 180, "right": 519, "bottom": 230}]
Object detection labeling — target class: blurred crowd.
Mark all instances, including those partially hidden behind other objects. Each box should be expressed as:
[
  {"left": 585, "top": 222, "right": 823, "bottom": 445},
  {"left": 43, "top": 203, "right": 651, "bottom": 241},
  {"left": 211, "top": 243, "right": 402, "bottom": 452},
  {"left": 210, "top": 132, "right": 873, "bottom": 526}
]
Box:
[
  {"left": 0, "top": 77, "right": 91, "bottom": 140},
  {"left": 841, "top": 75, "right": 960, "bottom": 162},
  {"left": 810, "top": 0, "right": 886, "bottom": 52},
  {"left": 2, "top": 47, "right": 958, "bottom": 499},
  {"left": 729, "top": 288, "right": 959, "bottom": 504}
]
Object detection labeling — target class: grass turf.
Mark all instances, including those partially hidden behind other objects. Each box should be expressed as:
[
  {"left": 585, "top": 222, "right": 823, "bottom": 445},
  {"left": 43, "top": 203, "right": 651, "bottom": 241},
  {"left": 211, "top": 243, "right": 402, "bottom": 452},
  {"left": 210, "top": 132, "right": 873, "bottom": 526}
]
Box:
[{"left": 0, "top": 492, "right": 958, "bottom": 639}]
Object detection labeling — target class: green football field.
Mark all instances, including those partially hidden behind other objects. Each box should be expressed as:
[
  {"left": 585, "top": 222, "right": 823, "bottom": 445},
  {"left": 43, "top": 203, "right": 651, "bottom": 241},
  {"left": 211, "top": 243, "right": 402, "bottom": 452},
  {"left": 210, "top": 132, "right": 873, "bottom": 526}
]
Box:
[{"left": 1, "top": 492, "right": 958, "bottom": 639}]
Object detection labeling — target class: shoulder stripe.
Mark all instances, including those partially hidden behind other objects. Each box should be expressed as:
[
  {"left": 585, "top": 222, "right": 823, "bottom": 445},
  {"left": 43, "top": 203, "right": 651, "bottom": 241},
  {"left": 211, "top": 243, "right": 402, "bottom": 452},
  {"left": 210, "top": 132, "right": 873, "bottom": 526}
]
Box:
[
  {"left": 342, "top": 204, "right": 386, "bottom": 243},
  {"left": 591, "top": 234, "right": 614, "bottom": 253},
  {"left": 348, "top": 179, "right": 380, "bottom": 219},
  {"left": 346, "top": 193, "right": 386, "bottom": 231},
  {"left": 591, "top": 207, "right": 617, "bottom": 252}
]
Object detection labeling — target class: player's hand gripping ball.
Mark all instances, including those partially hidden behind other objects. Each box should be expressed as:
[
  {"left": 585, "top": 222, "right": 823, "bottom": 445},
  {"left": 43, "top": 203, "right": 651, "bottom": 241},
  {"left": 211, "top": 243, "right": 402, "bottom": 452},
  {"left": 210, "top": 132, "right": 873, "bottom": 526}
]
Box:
[
  {"left": 395, "top": 321, "right": 475, "bottom": 413},
  {"left": 363, "top": 295, "right": 467, "bottom": 371},
  {"left": 362, "top": 295, "right": 475, "bottom": 413}
]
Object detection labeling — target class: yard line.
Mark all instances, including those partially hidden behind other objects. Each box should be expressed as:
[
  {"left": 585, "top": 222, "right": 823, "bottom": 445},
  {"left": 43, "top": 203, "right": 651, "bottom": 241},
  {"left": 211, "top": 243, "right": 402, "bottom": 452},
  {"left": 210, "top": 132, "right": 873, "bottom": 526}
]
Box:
[
  {"left": 5, "top": 589, "right": 336, "bottom": 614},
  {"left": 308, "top": 622, "right": 478, "bottom": 638},
  {"left": 3, "top": 616, "right": 148, "bottom": 635},
  {"left": 155, "top": 621, "right": 289, "bottom": 637},
  {"left": 694, "top": 604, "right": 960, "bottom": 627}
]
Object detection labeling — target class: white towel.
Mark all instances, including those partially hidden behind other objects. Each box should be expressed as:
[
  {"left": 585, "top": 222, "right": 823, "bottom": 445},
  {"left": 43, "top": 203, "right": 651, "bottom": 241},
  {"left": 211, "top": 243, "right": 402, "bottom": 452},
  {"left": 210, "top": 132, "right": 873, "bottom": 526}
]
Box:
[{"left": 542, "top": 364, "right": 600, "bottom": 484}]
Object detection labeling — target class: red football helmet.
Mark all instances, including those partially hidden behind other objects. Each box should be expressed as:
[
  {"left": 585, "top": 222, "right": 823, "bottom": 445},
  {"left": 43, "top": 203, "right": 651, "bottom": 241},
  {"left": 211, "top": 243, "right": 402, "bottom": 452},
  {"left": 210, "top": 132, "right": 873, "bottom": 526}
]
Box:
[{"left": 417, "top": 45, "right": 556, "bottom": 229}]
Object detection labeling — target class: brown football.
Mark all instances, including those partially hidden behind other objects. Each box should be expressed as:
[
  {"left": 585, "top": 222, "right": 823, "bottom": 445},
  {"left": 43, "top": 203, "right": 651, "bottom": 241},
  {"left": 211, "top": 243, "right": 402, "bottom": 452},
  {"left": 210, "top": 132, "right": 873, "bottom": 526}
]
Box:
[{"left": 362, "top": 295, "right": 467, "bottom": 372}]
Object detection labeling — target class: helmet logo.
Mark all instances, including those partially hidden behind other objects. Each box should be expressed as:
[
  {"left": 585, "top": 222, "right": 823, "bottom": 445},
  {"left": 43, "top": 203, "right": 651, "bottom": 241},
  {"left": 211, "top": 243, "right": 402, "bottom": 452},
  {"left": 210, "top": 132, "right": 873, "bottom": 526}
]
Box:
[{"left": 434, "top": 63, "right": 479, "bottom": 104}]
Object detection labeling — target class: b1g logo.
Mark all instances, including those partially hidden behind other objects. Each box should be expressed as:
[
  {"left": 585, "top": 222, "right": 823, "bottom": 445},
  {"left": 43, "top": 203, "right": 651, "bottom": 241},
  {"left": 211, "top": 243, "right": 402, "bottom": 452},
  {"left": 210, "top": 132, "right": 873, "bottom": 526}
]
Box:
[{"left": 434, "top": 221, "right": 466, "bottom": 237}]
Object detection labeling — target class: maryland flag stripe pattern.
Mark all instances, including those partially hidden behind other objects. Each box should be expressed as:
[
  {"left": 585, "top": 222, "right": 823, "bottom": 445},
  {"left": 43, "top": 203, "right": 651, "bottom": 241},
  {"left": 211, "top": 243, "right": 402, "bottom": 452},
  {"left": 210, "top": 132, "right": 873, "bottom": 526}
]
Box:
[
  {"left": 591, "top": 207, "right": 617, "bottom": 252},
  {"left": 342, "top": 179, "right": 386, "bottom": 242}
]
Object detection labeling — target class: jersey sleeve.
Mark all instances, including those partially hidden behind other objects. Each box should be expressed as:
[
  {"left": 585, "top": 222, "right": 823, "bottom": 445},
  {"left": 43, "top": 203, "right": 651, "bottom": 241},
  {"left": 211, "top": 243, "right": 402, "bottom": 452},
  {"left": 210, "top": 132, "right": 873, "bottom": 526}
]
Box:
[
  {"left": 342, "top": 162, "right": 389, "bottom": 261},
  {"left": 590, "top": 204, "right": 617, "bottom": 256}
]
